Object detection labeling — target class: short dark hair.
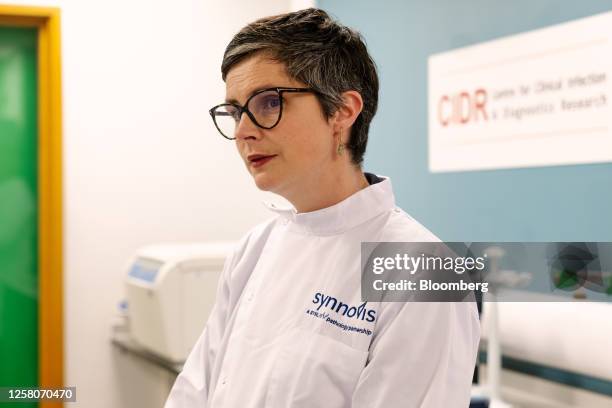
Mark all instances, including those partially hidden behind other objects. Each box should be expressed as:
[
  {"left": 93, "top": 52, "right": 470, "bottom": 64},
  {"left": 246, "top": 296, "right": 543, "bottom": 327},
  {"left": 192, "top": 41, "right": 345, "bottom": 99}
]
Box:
[{"left": 221, "top": 8, "right": 379, "bottom": 166}]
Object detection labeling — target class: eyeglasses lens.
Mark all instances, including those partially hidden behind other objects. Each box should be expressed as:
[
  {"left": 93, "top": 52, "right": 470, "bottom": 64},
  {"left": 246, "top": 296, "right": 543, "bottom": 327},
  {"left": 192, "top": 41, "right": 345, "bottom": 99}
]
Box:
[{"left": 213, "top": 90, "right": 282, "bottom": 139}]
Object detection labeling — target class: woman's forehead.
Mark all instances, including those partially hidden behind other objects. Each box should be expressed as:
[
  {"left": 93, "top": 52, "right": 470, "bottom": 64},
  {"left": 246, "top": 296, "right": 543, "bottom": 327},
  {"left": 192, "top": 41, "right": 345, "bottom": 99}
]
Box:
[{"left": 225, "top": 55, "right": 294, "bottom": 103}]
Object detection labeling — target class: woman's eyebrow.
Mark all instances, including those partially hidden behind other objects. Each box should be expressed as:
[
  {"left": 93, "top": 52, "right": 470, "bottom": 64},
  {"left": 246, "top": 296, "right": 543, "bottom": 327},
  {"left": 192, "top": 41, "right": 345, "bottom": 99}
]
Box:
[{"left": 225, "top": 84, "right": 275, "bottom": 104}]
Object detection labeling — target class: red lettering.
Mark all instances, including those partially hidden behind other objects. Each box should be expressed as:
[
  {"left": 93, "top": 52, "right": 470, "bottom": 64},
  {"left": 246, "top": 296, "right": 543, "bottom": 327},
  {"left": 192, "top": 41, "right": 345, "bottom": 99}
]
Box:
[
  {"left": 473, "top": 89, "right": 488, "bottom": 121},
  {"left": 438, "top": 95, "right": 450, "bottom": 127},
  {"left": 436, "top": 89, "right": 489, "bottom": 127},
  {"left": 459, "top": 92, "right": 471, "bottom": 124}
]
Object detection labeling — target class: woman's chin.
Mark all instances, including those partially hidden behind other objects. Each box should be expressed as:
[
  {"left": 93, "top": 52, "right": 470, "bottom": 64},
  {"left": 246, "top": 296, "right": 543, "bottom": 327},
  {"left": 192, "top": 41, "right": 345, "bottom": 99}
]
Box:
[{"left": 252, "top": 172, "right": 280, "bottom": 192}]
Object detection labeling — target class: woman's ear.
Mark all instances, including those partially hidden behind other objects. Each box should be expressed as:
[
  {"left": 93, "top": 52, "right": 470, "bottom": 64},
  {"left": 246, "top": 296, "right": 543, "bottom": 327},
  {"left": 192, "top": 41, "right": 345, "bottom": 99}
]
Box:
[{"left": 333, "top": 90, "right": 364, "bottom": 140}]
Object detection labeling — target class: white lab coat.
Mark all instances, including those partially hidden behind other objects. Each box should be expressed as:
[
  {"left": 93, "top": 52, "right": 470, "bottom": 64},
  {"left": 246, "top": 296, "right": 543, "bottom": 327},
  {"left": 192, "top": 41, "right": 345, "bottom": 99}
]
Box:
[{"left": 165, "top": 175, "right": 480, "bottom": 408}]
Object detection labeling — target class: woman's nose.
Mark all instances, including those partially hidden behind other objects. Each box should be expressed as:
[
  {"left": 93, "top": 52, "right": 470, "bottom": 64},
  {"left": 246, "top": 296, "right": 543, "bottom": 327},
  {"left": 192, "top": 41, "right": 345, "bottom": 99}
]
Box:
[{"left": 234, "top": 112, "right": 261, "bottom": 140}]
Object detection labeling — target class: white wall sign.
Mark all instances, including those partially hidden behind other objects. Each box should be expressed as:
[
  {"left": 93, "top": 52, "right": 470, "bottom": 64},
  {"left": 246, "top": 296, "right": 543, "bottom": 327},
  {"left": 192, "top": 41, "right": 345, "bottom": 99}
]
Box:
[{"left": 428, "top": 12, "right": 612, "bottom": 172}]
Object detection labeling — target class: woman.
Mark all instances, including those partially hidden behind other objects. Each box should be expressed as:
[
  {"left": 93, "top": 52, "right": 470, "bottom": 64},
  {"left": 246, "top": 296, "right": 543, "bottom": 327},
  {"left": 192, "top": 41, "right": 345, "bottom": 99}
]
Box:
[{"left": 165, "top": 8, "right": 479, "bottom": 408}]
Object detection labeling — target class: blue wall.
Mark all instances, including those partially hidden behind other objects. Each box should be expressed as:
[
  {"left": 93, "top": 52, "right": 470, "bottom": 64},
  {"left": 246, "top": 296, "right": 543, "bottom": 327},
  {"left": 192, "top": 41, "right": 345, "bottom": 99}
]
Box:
[{"left": 319, "top": 0, "right": 612, "bottom": 242}]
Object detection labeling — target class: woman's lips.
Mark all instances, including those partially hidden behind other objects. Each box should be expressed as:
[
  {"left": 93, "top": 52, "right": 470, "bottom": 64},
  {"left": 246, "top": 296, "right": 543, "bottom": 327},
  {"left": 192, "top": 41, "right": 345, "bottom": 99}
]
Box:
[{"left": 250, "top": 155, "right": 276, "bottom": 168}]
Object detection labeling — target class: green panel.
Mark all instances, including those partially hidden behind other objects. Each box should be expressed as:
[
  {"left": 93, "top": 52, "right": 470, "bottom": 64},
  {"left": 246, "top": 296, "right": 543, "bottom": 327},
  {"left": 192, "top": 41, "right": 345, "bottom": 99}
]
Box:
[{"left": 0, "top": 26, "right": 39, "bottom": 408}]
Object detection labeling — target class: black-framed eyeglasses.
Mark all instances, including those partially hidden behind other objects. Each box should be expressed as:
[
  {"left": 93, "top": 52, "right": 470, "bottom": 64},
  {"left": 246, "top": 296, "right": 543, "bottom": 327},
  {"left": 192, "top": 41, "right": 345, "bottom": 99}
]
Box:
[{"left": 209, "top": 87, "right": 315, "bottom": 140}]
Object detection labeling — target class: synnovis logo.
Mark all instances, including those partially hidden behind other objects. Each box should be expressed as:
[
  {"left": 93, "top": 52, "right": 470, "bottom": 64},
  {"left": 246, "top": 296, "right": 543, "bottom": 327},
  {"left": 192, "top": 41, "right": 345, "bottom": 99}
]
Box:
[{"left": 312, "top": 292, "right": 376, "bottom": 322}]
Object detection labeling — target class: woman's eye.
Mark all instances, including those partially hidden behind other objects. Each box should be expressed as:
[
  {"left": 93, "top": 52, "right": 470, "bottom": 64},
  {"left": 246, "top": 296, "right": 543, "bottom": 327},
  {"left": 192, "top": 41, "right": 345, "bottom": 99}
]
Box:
[{"left": 264, "top": 96, "right": 280, "bottom": 109}]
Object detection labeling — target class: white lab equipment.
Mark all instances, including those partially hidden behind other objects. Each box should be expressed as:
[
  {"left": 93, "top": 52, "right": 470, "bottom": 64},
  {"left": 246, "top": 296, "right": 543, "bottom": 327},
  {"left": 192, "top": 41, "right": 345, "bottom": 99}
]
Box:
[{"left": 125, "top": 242, "right": 234, "bottom": 363}]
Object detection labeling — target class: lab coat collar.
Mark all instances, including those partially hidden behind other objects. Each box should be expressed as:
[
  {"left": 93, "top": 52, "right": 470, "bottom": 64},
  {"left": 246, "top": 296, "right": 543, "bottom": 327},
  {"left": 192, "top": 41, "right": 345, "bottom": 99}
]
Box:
[{"left": 263, "top": 174, "right": 395, "bottom": 235}]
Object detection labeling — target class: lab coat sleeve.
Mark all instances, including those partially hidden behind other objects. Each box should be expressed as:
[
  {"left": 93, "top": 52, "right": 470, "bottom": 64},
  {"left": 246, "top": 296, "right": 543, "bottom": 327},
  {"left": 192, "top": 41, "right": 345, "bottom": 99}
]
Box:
[
  {"left": 163, "top": 249, "right": 236, "bottom": 408},
  {"left": 351, "top": 301, "right": 480, "bottom": 408}
]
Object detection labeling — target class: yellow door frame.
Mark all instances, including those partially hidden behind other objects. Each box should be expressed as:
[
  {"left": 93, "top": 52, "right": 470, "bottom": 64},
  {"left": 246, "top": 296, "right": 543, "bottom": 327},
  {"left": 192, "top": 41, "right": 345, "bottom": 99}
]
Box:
[{"left": 0, "top": 4, "right": 63, "bottom": 406}]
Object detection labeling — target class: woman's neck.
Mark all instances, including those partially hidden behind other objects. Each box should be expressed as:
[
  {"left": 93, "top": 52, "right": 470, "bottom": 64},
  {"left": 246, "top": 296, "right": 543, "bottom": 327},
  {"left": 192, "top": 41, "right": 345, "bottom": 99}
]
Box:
[{"left": 285, "top": 166, "right": 370, "bottom": 213}]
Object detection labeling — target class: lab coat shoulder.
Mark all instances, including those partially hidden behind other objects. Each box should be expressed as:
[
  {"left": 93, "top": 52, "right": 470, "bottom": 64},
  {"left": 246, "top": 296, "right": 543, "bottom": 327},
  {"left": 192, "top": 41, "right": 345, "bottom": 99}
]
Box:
[
  {"left": 222, "top": 216, "right": 279, "bottom": 298},
  {"left": 377, "top": 206, "right": 441, "bottom": 243}
]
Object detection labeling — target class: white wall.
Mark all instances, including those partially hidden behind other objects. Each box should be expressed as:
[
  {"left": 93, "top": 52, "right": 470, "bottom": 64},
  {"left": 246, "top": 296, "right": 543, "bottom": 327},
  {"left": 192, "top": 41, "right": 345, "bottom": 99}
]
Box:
[{"left": 6, "top": 0, "right": 302, "bottom": 406}]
